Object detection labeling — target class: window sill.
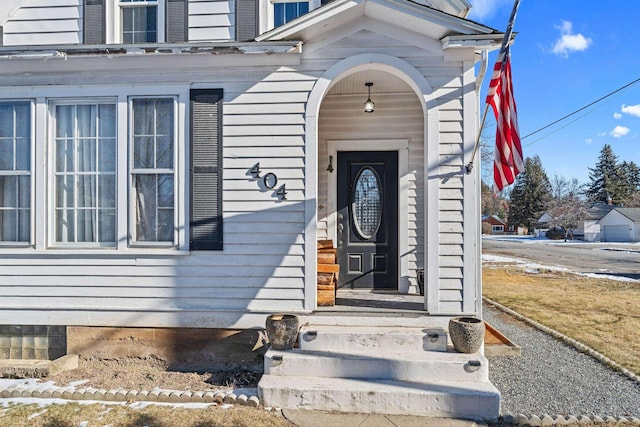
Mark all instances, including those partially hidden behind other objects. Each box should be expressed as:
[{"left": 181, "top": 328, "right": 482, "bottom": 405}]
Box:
[{"left": 0, "top": 247, "right": 192, "bottom": 257}]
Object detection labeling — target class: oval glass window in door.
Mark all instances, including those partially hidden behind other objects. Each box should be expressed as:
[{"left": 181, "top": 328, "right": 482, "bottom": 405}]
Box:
[{"left": 352, "top": 167, "right": 382, "bottom": 239}]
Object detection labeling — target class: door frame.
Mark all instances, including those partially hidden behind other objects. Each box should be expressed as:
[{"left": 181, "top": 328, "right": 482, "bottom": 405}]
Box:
[{"left": 327, "top": 139, "right": 410, "bottom": 292}]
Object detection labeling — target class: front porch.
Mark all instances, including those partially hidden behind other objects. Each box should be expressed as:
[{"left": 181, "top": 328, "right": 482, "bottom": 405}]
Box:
[{"left": 258, "top": 299, "right": 501, "bottom": 420}]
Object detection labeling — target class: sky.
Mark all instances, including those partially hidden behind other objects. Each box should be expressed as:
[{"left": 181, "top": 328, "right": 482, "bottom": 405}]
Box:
[{"left": 466, "top": 0, "right": 640, "bottom": 186}]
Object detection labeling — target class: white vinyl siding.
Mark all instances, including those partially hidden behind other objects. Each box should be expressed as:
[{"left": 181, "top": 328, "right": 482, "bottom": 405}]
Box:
[
  {"left": 0, "top": 9, "right": 480, "bottom": 325},
  {"left": 0, "top": 74, "right": 307, "bottom": 328},
  {"left": 1, "top": 0, "right": 233, "bottom": 45},
  {"left": 189, "top": 0, "right": 234, "bottom": 41},
  {"left": 1, "top": 0, "right": 82, "bottom": 46},
  {"left": 312, "top": 27, "right": 468, "bottom": 313}
]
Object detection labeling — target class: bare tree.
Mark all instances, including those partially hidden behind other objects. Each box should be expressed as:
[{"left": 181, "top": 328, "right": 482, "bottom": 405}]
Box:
[
  {"left": 623, "top": 191, "right": 640, "bottom": 207},
  {"left": 546, "top": 194, "right": 589, "bottom": 241},
  {"left": 550, "top": 174, "right": 583, "bottom": 200}
]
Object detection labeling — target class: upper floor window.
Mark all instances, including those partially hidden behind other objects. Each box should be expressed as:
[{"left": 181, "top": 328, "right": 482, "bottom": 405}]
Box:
[
  {"left": 0, "top": 102, "right": 31, "bottom": 244},
  {"left": 84, "top": 0, "right": 187, "bottom": 44},
  {"left": 119, "top": 0, "right": 160, "bottom": 43},
  {"left": 259, "top": 0, "right": 319, "bottom": 33},
  {"left": 273, "top": 1, "right": 309, "bottom": 27},
  {"left": 115, "top": 0, "right": 165, "bottom": 43}
]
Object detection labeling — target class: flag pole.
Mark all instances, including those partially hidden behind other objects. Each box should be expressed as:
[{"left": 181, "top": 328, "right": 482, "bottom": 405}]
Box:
[
  {"left": 465, "top": 106, "right": 490, "bottom": 174},
  {"left": 465, "top": 0, "right": 521, "bottom": 175}
]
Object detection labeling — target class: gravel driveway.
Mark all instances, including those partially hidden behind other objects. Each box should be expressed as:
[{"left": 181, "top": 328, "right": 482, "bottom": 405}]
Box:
[{"left": 483, "top": 303, "right": 640, "bottom": 418}]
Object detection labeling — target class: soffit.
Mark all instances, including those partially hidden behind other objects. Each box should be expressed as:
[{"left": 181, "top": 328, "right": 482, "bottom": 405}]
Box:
[{"left": 326, "top": 69, "right": 413, "bottom": 95}]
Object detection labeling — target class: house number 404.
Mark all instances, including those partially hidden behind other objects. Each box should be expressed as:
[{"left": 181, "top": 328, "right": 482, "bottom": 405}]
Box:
[{"left": 250, "top": 163, "right": 287, "bottom": 200}]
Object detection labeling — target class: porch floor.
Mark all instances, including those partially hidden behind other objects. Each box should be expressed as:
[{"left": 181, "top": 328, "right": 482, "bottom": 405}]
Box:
[
  {"left": 315, "top": 289, "right": 425, "bottom": 315},
  {"left": 312, "top": 290, "right": 521, "bottom": 356}
]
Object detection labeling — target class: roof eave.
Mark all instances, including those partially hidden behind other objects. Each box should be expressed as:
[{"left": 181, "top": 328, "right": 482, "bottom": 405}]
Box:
[
  {"left": 257, "top": 0, "right": 498, "bottom": 42},
  {"left": 441, "top": 33, "right": 507, "bottom": 52},
  {"left": 0, "top": 41, "right": 303, "bottom": 59}
]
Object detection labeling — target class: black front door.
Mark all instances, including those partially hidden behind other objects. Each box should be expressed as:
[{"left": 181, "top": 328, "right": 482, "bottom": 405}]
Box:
[{"left": 337, "top": 151, "right": 398, "bottom": 289}]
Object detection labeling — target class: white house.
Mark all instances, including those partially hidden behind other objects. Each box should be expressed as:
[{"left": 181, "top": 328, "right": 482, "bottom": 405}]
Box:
[
  {"left": 598, "top": 207, "right": 640, "bottom": 242},
  {"left": 0, "top": 0, "right": 504, "bottom": 419},
  {"left": 537, "top": 202, "right": 616, "bottom": 242}
]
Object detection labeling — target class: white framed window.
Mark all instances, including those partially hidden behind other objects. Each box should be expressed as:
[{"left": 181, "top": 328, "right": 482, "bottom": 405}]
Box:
[
  {"left": 0, "top": 101, "right": 32, "bottom": 245},
  {"left": 260, "top": 0, "right": 320, "bottom": 32},
  {"left": 129, "top": 97, "right": 176, "bottom": 246},
  {"left": 50, "top": 100, "right": 117, "bottom": 247},
  {"left": 273, "top": 0, "right": 309, "bottom": 27},
  {"left": 492, "top": 225, "right": 504, "bottom": 233},
  {"left": 112, "top": 0, "right": 165, "bottom": 43},
  {"left": 0, "top": 87, "right": 200, "bottom": 253}
]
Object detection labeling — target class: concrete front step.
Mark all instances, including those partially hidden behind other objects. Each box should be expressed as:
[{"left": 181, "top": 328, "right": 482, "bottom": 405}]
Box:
[
  {"left": 298, "top": 325, "right": 448, "bottom": 352},
  {"left": 264, "top": 348, "right": 489, "bottom": 383},
  {"left": 258, "top": 375, "right": 500, "bottom": 421},
  {"left": 299, "top": 314, "right": 450, "bottom": 329}
]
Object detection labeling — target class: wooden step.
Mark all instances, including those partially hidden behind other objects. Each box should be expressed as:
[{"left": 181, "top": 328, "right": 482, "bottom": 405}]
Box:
[
  {"left": 317, "top": 240, "right": 339, "bottom": 306},
  {"left": 318, "top": 251, "right": 336, "bottom": 264},
  {"left": 317, "top": 240, "right": 334, "bottom": 250},
  {"left": 317, "top": 263, "right": 340, "bottom": 273}
]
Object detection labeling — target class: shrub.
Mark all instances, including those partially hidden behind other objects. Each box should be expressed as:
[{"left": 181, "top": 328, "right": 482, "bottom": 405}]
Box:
[{"left": 546, "top": 227, "right": 565, "bottom": 240}]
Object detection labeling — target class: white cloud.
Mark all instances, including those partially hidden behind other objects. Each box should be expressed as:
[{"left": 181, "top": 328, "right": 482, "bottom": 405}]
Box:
[
  {"left": 613, "top": 112, "right": 622, "bottom": 119},
  {"left": 467, "top": 0, "right": 512, "bottom": 20},
  {"left": 585, "top": 138, "right": 592, "bottom": 144},
  {"left": 621, "top": 104, "right": 640, "bottom": 117},
  {"left": 610, "top": 125, "right": 630, "bottom": 138},
  {"left": 552, "top": 21, "right": 592, "bottom": 57},
  {"left": 597, "top": 131, "right": 607, "bottom": 137}
]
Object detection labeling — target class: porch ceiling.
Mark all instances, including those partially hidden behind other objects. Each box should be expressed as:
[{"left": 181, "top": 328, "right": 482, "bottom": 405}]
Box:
[{"left": 327, "top": 70, "right": 414, "bottom": 96}]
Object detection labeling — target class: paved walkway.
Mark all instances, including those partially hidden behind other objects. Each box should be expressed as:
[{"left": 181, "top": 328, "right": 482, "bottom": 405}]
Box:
[{"left": 282, "top": 409, "right": 485, "bottom": 426}]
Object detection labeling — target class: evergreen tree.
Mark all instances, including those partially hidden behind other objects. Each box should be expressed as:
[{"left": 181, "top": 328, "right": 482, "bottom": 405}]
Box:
[
  {"left": 585, "top": 144, "right": 628, "bottom": 204},
  {"left": 620, "top": 160, "right": 640, "bottom": 192},
  {"left": 507, "top": 155, "right": 552, "bottom": 230}
]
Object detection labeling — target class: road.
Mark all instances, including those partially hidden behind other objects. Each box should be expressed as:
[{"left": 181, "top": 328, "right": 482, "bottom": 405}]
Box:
[{"left": 482, "top": 238, "right": 640, "bottom": 280}]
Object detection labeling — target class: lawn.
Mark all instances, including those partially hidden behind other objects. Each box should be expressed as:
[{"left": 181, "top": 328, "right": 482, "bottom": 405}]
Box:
[
  {"left": 0, "top": 402, "right": 295, "bottom": 427},
  {"left": 483, "top": 265, "right": 640, "bottom": 376}
]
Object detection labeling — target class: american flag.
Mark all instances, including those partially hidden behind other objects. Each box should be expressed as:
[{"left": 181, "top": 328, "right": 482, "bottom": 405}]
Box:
[{"left": 487, "top": 1, "right": 523, "bottom": 191}]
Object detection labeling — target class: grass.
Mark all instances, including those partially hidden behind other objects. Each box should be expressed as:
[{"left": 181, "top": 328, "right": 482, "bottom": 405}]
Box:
[
  {"left": 0, "top": 402, "right": 295, "bottom": 427},
  {"left": 483, "top": 265, "right": 640, "bottom": 376}
]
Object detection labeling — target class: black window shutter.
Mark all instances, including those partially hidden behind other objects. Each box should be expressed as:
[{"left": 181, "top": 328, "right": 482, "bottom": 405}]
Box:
[
  {"left": 166, "top": 0, "right": 187, "bottom": 43},
  {"left": 190, "top": 89, "right": 223, "bottom": 251},
  {"left": 236, "top": 0, "right": 258, "bottom": 42},
  {"left": 83, "top": 0, "right": 105, "bottom": 44}
]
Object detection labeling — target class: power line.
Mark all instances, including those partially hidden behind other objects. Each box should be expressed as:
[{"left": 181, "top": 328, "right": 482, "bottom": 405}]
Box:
[{"left": 520, "top": 77, "right": 640, "bottom": 141}]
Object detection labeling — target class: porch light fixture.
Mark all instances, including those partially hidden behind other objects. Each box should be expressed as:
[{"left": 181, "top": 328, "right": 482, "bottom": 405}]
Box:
[
  {"left": 327, "top": 155, "right": 334, "bottom": 172},
  {"left": 364, "top": 82, "right": 374, "bottom": 113}
]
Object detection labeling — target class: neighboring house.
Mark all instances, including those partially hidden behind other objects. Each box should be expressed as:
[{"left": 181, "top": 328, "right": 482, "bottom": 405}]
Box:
[
  {"left": 482, "top": 215, "right": 506, "bottom": 234},
  {"left": 577, "top": 202, "right": 617, "bottom": 242},
  {"left": 598, "top": 207, "right": 640, "bottom": 242},
  {"left": 0, "top": 0, "right": 504, "bottom": 418},
  {"left": 537, "top": 202, "right": 616, "bottom": 242}
]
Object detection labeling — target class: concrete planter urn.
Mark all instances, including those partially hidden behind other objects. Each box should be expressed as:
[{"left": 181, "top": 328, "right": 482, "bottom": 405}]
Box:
[
  {"left": 265, "top": 314, "right": 300, "bottom": 350},
  {"left": 448, "top": 316, "right": 485, "bottom": 353}
]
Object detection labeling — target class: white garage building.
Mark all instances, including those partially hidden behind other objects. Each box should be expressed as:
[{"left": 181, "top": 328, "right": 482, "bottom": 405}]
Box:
[{"left": 598, "top": 208, "right": 640, "bottom": 242}]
